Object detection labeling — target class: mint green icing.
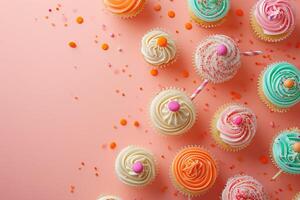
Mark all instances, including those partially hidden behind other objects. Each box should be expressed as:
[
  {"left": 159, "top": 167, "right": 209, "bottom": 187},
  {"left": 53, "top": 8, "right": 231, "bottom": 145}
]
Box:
[
  {"left": 272, "top": 129, "right": 300, "bottom": 174},
  {"left": 262, "top": 62, "right": 300, "bottom": 108},
  {"left": 188, "top": 0, "right": 230, "bottom": 22}
]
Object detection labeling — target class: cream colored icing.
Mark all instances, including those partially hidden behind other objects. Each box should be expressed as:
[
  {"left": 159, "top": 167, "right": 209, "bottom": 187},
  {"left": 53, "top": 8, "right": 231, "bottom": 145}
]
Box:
[
  {"left": 115, "top": 146, "right": 156, "bottom": 186},
  {"left": 141, "top": 30, "right": 176, "bottom": 66},
  {"left": 150, "top": 89, "right": 196, "bottom": 136},
  {"left": 98, "top": 195, "right": 122, "bottom": 200}
]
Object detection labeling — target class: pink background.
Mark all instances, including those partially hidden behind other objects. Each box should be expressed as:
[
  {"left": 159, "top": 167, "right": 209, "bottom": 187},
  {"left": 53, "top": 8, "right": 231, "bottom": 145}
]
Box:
[{"left": 1, "top": 0, "right": 300, "bottom": 199}]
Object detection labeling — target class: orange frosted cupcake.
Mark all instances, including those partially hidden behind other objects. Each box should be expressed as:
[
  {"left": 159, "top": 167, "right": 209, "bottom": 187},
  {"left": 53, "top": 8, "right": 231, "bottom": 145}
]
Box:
[
  {"left": 103, "top": 0, "right": 146, "bottom": 18},
  {"left": 170, "top": 146, "right": 218, "bottom": 197}
]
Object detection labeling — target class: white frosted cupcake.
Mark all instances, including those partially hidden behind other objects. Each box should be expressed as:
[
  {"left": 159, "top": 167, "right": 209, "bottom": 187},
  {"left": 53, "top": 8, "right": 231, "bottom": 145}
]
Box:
[
  {"left": 149, "top": 88, "right": 196, "bottom": 136},
  {"left": 211, "top": 103, "right": 257, "bottom": 152},
  {"left": 98, "top": 195, "right": 122, "bottom": 200},
  {"left": 222, "top": 175, "right": 268, "bottom": 200},
  {"left": 115, "top": 146, "right": 156, "bottom": 187},
  {"left": 141, "top": 29, "right": 177, "bottom": 68}
]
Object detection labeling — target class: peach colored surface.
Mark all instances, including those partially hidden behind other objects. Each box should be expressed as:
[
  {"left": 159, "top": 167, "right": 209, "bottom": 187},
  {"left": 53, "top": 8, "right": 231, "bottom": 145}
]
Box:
[{"left": 0, "top": 0, "right": 299, "bottom": 200}]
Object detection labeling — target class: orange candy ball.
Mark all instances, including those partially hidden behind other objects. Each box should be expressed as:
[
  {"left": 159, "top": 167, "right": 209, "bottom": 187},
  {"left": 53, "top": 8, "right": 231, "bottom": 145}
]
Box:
[
  {"left": 150, "top": 69, "right": 158, "bottom": 76},
  {"left": 68, "top": 41, "right": 77, "bottom": 48},
  {"left": 168, "top": 10, "right": 175, "bottom": 18},
  {"left": 101, "top": 43, "right": 109, "bottom": 50},
  {"left": 293, "top": 142, "right": 300, "bottom": 153},
  {"left": 185, "top": 22, "right": 192, "bottom": 30},
  {"left": 284, "top": 79, "right": 295, "bottom": 88},
  {"left": 76, "top": 16, "right": 84, "bottom": 24},
  {"left": 157, "top": 36, "right": 168, "bottom": 47},
  {"left": 120, "top": 118, "right": 127, "bottom": 126}
]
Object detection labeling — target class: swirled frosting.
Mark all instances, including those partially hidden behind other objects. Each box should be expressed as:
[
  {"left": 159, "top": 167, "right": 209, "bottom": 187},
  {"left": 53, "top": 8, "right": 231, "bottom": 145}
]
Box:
[
  {"left": 149, "top": 89, "right": 196, "bottom": 136},
  {"left": 272, "top": 128, "right": 300, "bottom": 174},
  {"left": 222, "top": 175, "right": 268, "bottom": 200},
  {"left": 195, "top": 35, "right": 241, "bottom": 83},
  {"left": 254, "top": 0, "right": 295, "bottom": 35},
  {"left": 141, "top": 30, "right": 176, "bottom": 66},
  {"left": 216, "top": 104, "right": 257, "bottom": 149},
  {"left": 115, "top": 146, "right": 156, "bottom": 186},
  {"left": 188, "top": 0, "right": 230, "bottom": 22},
  {"left": 103, "top": 0, "right": 145, "bottom": 16},
  {"left": 171, "top": 146, "right": 217, "bottom": 195},
  {"left": 98, "top": 195, "right": 122, "bottom": 200},
  {"left": 262, "top": 62, "right": 300, "bottom": 108}
]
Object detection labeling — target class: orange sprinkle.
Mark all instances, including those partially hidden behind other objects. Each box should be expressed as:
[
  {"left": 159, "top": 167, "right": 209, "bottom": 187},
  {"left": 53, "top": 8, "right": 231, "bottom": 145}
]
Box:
[
  {"left": 120, "top": 118, "right": 127, "bottom": 126},
  {"left": 181, "top": 70, "right": 189, "bottom": 78},
  {"left": 157, "top": 36, "right": 168, "bottom": 47},
  {"left": 168, "top": 10, "right": 175, "bottom": 18},
  {"left": 68, "top": 41, "right": 77, "bottom": 48},
  {"left": 259, "top": 155, "right": 269, "bottom": 164},
  {"left": 150, "top": 69, "right": 158, "bottom": 76},
  {"left": 235, "top": 9, "right": 244, "bottom": 17},
  {"left": 101, "top": 43, "right": 109, "bottom": 50},
  {"left": 76, "top": 16, "right": 84, "bottom": 24},
  {"left": 133, "top": 121, "right": 140, "bottom": 127},
  {"left": 110, "top": 142, "right": 117, "bottom": 149},
  {"left": 153, "top": 3, "right": 161, "bottom": 11},
  {"left": 185, "top": 22, "right": 192, "bottom": 30}
]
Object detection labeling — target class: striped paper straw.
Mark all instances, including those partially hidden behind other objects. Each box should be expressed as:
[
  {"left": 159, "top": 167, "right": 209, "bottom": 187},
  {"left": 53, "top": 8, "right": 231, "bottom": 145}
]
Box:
[
  {"left": 190, "top": 79, "right": 209, "bottom": 101},
  {"left": 241, "top": 50, "right": 263, "bottom": 56}
]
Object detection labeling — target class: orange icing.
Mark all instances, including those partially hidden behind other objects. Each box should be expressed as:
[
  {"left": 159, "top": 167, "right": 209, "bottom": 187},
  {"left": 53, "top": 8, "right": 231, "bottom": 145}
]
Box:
[
  {"left": 284, "top": 79, "right": 294, "bottom": 88},
  {"left": 172, "top": 147, "right": 217, "bottom": 194},
  {"left": 103, "top": 0, "right": 145, "bottom": 15}
]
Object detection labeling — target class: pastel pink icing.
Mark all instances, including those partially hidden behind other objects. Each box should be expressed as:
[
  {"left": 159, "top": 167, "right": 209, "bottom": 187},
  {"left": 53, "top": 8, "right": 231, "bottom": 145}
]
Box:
[
  {"left": 217, "top": 104, "right": 257, "bottom": 148},
  {"left": 195, "top": 35, "right": 241, "bottom": 84},
  {"left": 254, "top": 0, "right": 295, "bottom": 35},
  {"left": 222, "top": 175, "right": 268, "bottom": 200}
]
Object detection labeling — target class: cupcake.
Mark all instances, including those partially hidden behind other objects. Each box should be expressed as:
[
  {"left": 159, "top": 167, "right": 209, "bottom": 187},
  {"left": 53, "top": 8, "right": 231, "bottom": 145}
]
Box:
[
  {"left": 115, "top": 146, "right": 156, "bottom": 186},
  {"left": 141, "top": 29, "right": 177, "bottom": 68},
  {"left": 194, "top": 35, "right": 241, "bottom": 84},
  {"left": 271, "top": 128, "right": 300, "bottom": 180},
  {"left": 98, "top": 195, "right": 122, "bottom": 200},
  {"left": 103, "top": 0, "right": 146, "bottom": 18},
  {"left": 149, "top": 88, "right": 196, "bottom": 136},
  {"left": 211, "top": 104, "right": 257, "bottom": 152},
  {"left": 222, "top": 175, "right": 268, "bottom": 200},
  {"left": 250, "top": 0, "right": 295, "bottom": 42},
  {"left": 170, "top": 146, "right": 218, "bottom": 197},
  {"left": 258, "top": 62, "right": 300, "bottom": 112},
  {"left": 294, "top": 192, "right": 300, "bottom": 200},
  {"left": 187, "top": 0, "right": 230, "bottom": 28}
]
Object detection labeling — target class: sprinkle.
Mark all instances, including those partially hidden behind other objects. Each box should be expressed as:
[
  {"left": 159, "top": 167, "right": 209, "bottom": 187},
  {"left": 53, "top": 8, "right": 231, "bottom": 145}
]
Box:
[
  {"left": 68, "top": 41, "right": 77, "bottom": 48},
  {"left": 110, "top": 33, "right": 115, "bottom": 38},
  {"left": 270, "top": 121, "right": 275, "bottom": 128},
  {"left": 185, "top": 22, "right": 192, "bottom": 30},
  {"left": 168, "top": 10, "right": 175, "bottom": 18},
  {"left": 76, "top": 16, "right": 84, "bottom": 24},
  {"left": 181, "top": 70, "right": 189, "bottom": 78},
  {"left": 235, "top": 9, "right": 244, "bottom": 16},
  {"left": 133, "top": 121, "right": 140, "bottom": 127},
  {"left": 150, "top": 69, "right": 158, "bottom": 76},
  {"left": 259, "top": 155, "right": 269, "bottom": 164},
  {"left": 153, "top": 3, "right": 161, "bottom": 11},
  {"left": 118, "top": 47, "right": 123, "bottom": 52},
  {"left": 101, "top": 43, "right": 109, "bottom": 50},
  {"left": 120, "top": 118, "right": 127, "bottom": 126},
  {"left": 110, "top": 142, "right": 117, "bottom": 149}
]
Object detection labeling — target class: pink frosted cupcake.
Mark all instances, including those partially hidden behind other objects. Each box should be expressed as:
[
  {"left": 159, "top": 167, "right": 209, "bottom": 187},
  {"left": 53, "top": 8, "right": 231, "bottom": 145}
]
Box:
[
  {"left": 211, "top": 104, "right": 257, "bottom": 152},
  {"left": 250, "top": 0, "right": 296, "bottom": 42},
  {"left": 222, "top": 175, "right": 268, "bottom": 200}
]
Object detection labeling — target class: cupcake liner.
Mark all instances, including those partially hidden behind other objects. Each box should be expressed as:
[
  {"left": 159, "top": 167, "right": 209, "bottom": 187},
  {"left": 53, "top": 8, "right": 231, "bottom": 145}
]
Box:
[
  {"left": 141, "top": 28, "right": 178, "bottom": 69},
  {"left": 188, "top": 6, "right": 228, "bottom": 28},
  {"left": 148, "top": 87, "right": 198, "bottom": 137},
  {"left": 105, "top": 0, "right": 147, "bottom": 19},
  {"left": 210, "top": 103, "right": 255, "bottom": 152},
  {"left": 192, "top": 35, "right": 242, "bottom": 84},
  {"left": 269, "top": 127, "right": 300, "bottom": 179},
  {"left": 115, "top": 145, "right": 158, "bottom": 187},
  {"left": 257, "top": 64, "right": 289, "bottom": 113},
  {"left": 169, "top": 145, "right": 219, "bottom": 198},
  {"left": 250, "top": 6, "right": 295, "bottom": 43}
]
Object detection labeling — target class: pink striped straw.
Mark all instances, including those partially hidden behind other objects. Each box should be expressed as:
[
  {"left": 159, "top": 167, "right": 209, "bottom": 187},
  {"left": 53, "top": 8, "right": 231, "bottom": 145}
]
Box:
[
  {"left": 190, "top": 79, "right": 209, "bottom": 101},
  {"left": 241, "top": 50, "right": 263, "bottom": 56}
]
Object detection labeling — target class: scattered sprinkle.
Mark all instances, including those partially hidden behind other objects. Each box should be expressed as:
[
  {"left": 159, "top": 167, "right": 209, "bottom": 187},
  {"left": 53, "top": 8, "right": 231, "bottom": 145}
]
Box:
[
  {"left": 68, "top": 41, "right": 77, "bottom": 48},
  {"left": 150, "top": 69, "right": 158, "bottom": 76},
  {"left": 259, "top": 155, "right": 269, "bottom": 164},
  {"left": 235, "top": 9, "right": 244, "bottom": 16},
  {"left": 76, "top": 16, "right": 84, "bottom": 24},
  {"left": 133, "top": 121, "right": 140, "bottom": 127},
  {"left": 101, "top": 43, "right": 109, "bottom": 50},
  {"left": 120, "top": 118, "right": 127, "bottom": 126},
  {"left": 185, "top": 22, "right": 192, "bottom": 30},
  {"left": 110, "top": 142, "right": 117, "bottom": 149},
  {"left": 168, "top": 10, "right": 175, "bottom": 18},
  {"left": 154, "top": 3, "right": 161, "bottom": 11},
  {"left": 181, "top": 70, "right": 189, "bottom": 78}
]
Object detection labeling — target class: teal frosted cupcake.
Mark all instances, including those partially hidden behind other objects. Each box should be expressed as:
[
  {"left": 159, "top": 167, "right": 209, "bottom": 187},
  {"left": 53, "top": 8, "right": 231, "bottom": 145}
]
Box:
[
  {"left": 258, "top": 62, "right": 300, "bottom": 112},
  {"left": 271, "top": 128, "right": 300, "bottom": 180},
  {"left": 187, "top": 0, "right": 230, "bottom": 28}
]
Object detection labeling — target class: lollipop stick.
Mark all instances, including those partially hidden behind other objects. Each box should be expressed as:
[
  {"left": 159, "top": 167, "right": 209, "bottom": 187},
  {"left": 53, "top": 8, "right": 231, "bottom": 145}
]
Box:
[
  {"left": 190, "top": 79, "right": 209, "bottom": 101},
  {"left": 241, "top": 51, "right": 263, "bottom": 56},
  {"left": 272, "top": 170, "right": 283, "bottom": 180}
]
